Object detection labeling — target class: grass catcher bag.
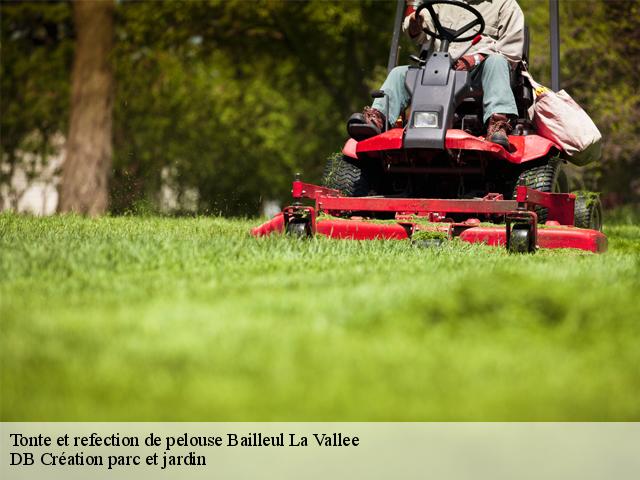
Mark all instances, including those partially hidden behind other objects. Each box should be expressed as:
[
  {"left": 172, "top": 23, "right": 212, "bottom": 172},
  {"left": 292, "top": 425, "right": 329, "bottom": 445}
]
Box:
[{"left": 522, "top": 70, "right": 602, "bottom": 166}]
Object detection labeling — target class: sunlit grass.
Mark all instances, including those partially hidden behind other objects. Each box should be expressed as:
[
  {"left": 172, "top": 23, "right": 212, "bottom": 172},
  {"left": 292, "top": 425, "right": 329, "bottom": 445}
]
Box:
[{"left": 1, "top": 213, "right": 639, "bottom": 420}]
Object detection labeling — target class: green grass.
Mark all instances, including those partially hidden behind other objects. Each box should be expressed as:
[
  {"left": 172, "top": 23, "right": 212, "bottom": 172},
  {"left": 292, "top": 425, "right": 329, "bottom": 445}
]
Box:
[{"left": 1, "top": 212, "right": 639, "bottom": 421}]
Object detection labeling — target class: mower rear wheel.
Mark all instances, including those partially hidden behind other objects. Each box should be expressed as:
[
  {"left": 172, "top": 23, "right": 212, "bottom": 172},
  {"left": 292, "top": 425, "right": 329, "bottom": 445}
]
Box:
[
  {"left": 508, "top": 223, "right": 535, "bottom": 254},
  {"left": 573, "top": 192, "right": 603, "bottom": 231},
  {"left": 321, "top": 152, "right": 374, "bottom": 197},
  {"left": 513, "top": 158, "right": 568, "bottom": 223}
]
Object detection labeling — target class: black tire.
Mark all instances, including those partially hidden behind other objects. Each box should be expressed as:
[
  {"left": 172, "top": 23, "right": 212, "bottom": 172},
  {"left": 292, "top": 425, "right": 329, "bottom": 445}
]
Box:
[
  {"left": 573, "top": 192, "right": 603, "bottom": 231},
  {"left": 508, "top": 223, "right": 535, "bottom": 254},
  {"left": 513, "top": 158, "right": 567, "bottom": 223},
  {"left": 286, "top": 221, "right": 311, "bottom": 238},
  {"left": 321, "top": 152, "right": 373, "bottom": 197}
]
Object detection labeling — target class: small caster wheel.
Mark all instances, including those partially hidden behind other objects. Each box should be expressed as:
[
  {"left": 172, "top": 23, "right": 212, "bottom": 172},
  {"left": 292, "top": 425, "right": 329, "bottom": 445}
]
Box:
[
  {"left": 508, "top": 223, "right": 535, "bottom": 254},
  {"left": 286, "top": 221, "right": 311, "bottom": 238}
]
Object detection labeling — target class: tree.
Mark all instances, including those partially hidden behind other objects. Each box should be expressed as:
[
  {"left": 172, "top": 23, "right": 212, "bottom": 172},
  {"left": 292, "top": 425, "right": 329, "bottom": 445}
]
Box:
[{"left": 58, "top": 0, "right": 114, "bottom": 215}]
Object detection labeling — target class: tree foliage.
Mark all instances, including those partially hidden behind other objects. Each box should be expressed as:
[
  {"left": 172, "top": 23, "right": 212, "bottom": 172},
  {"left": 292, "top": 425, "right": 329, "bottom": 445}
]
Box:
[
  {"left": 0, "top": 1, "right": 72, "bottom": 208},
  {"left": 520, "top": 0, "right": 640, "bottom": 204},
  {"left": 109, "top": 0, "right": 394, "bottom": 214},
  {"left": 1, "top": 0, "right": 639, "bottom": 214}
]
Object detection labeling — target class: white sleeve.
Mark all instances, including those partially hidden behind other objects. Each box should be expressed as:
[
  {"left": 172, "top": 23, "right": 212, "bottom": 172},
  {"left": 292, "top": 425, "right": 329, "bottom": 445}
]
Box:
[
  {"left": 495, "top": 0, "right": 525, "bottom": 64},
  {"left": 402, "top": 10, "right": 433, "bottom": 46}
]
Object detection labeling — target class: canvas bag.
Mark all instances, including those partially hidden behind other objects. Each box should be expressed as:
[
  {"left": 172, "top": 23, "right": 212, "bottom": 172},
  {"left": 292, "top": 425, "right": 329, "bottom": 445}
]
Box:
[{"left": 521, "top": 70, "right": 602, "bottom": 166}]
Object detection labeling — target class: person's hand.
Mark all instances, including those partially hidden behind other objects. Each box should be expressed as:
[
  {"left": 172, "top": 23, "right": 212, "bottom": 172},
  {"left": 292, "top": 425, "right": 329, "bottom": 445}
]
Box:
[
  {"left": 454, "top": 54, "right": 486, "bottom": 71},
  {"left": 407, "top": 12, "right": 423, "bottom": 38}
]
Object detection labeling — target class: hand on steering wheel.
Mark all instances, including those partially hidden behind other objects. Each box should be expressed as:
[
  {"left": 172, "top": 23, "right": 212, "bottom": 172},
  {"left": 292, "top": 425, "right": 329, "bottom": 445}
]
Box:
[{"left": 415, "top": 0, "right": 485, "bottom": 43}]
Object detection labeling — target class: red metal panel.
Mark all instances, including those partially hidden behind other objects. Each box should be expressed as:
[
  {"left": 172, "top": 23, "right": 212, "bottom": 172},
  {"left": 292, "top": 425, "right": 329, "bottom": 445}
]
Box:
[
  {"left": 515, "top": 186, "right": 575, "bottom": 225},
  {"left": 520, "top": 134, "right": 562, "bottom": 162},
  {"left": 292, "top": 181, "right": 341, "bottom": 200},
  {"left": 458, "top": 227, "right": 506, "bottom": 246},
  {"left": 251, "top": 213, "right": 285, "bottom": 237},
  {"left": 356, "top": 128, "right": 404, "bottom": 153},
  {"left": 317, "top": 196, "right": 518, "bottom": 214},
  {"left": 446, "top": 129, "right": 518, "bottom": 161},
  {"left": 537, "top": 227, "right": 607, "bottom": 253},
  {"left": 342, "top": 138, "right": 358, "bottom": 159},
  {"left": 458, "top": 226, "right": 606, "bottom": 252},
  {"left": 344, "top": 128, "right": 559, "bottom": 164},
  {"left": 316, "top": 219, "right": 409, "bottom": 240},
  {"left": 445, "top": 129, "right": 560, "bottom": 164}
]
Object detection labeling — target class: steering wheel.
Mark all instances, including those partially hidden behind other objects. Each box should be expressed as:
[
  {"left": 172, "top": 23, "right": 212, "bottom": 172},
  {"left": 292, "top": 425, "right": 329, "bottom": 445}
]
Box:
[{"left": 415, "top": 0, "right": 485, "bottom": 43}]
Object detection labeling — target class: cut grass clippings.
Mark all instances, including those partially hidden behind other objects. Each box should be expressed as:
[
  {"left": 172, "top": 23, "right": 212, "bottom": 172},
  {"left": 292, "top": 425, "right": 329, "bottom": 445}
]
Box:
[{"left": 1, "top": 212, "right": 639, "bottom": 421}]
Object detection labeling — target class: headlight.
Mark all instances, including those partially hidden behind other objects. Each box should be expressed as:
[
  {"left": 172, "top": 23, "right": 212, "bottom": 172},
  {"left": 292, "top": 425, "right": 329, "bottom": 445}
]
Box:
[{"left": 413, "top": 111, "right": 439, "bottom": 128}]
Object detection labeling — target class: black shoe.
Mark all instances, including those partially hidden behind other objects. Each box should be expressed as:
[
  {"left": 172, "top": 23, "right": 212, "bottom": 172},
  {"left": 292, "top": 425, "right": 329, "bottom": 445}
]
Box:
[
  {"left": 486, "top": 113, "right": 512, "bottom": 149},
  {"left": 347, "top": 107, "right": 386, "bottom": 141}
]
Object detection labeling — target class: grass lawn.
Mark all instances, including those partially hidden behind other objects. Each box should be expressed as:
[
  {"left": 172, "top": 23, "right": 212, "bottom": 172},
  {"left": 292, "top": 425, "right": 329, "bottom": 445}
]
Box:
[{"left": 1, "top": 211, "right": 639, "bottom": 421}]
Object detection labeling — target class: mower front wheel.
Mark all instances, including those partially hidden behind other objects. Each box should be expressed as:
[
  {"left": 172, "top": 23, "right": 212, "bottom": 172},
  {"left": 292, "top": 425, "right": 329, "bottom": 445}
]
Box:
[
  {"left": 286, "top": 220, "right": 312, "bottom": 238},
  {"left": 507, "top": 223, "right": 536, "bottom": 254}
]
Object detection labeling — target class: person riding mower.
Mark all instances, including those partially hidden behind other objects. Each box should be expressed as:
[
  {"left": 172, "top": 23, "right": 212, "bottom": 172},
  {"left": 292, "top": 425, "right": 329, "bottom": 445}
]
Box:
[
  {"left": 347, "top": 0, "right": 524, "bottom": 150},
  {"left": 251, "top": 0, "right": 606, "bottom": 254}
]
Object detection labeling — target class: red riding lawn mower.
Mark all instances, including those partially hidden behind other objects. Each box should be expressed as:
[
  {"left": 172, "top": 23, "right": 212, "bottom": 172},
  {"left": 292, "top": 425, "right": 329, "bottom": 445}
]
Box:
[{"left": 252, "top": 0, "right": 606, "bottom": 253}]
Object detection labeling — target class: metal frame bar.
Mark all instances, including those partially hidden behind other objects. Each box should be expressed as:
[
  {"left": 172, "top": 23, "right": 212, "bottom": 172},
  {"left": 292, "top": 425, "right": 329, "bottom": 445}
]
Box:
[
  {"left": 549, "top": 0, "right": 561, "bottom": 91},
  {"left": 316, "top": 196, "right": 519, "bottom": 215},
  {"left": 292, "top": 182, "right": 576, "bottom": 224},
  {"left": 515, "top": 185, "right": 575, "bottom": 225},
  {"left": 292, "top": 180, "right": 341, "bottom": 200},
  {"left": 387, "top": 0, "right": 406, "bottom": 72}
]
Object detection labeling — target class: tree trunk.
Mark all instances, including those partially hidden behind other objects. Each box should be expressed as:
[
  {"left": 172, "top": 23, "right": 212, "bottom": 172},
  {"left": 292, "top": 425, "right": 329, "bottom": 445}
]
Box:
[{"left": 59, "top": 0, "right": 114, "bottom": 215}]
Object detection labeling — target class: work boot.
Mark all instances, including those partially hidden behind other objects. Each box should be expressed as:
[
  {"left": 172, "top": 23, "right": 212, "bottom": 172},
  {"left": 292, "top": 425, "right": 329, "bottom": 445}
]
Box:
[
  {"left": 486, "top": 113, "right": 512, "bottom": 149},
  {"left": 347, "top": 107, "right": 387, "bottom": 141}
]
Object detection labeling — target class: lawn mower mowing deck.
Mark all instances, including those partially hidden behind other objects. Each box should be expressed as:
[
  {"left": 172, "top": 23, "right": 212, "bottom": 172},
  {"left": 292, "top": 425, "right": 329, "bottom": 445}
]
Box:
[
  {"left": 251, "top": 176, "right": 606, "bottom": 253},
  {"left": 252, "top": 0, "right": 607, "bottom": 254}
]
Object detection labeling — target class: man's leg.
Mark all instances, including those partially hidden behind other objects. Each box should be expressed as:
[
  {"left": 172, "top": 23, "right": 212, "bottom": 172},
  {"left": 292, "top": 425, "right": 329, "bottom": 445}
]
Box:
[
  {"left": 480, "top": 55, "right": 518, "bottom": 123},
  {"left": 372, "top": 65, "right": 411, "bottom": 124},
  {"left": 347, "top": 65, "right": 411, "bottom": 140},
  {"left": 479, "top": 55, "right": 518, "bottom": 148}
]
